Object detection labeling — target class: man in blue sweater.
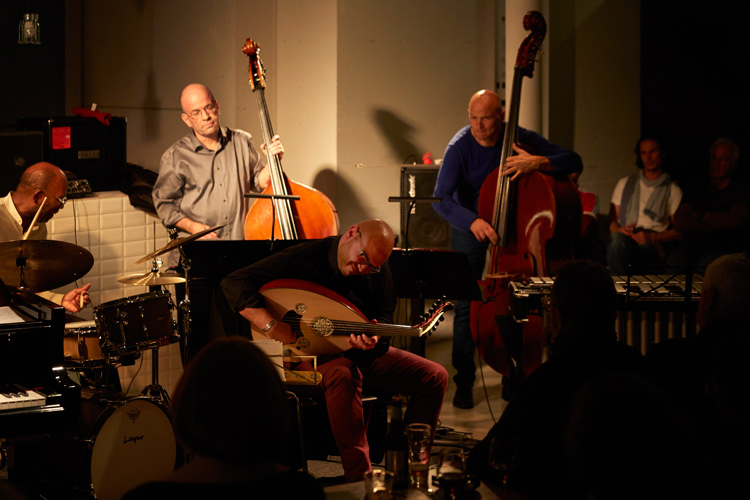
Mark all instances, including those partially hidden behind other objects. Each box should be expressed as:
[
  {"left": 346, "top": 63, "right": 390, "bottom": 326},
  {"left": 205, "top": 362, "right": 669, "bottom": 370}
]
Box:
[{"left": 432, "top": 89, "right": 582, "bottom": 408}]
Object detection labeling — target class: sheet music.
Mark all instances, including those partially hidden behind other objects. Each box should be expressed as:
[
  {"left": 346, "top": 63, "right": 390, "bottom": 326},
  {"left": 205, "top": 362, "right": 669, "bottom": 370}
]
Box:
[{"left": 0, "top": 306, "right": 28, "bottom": 324}]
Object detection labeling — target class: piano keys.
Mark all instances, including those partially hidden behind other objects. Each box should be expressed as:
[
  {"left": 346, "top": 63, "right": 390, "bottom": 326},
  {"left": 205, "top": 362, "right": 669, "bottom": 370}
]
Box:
[{"left": 0, "top": 289, "right": 80, "bottom": 438}]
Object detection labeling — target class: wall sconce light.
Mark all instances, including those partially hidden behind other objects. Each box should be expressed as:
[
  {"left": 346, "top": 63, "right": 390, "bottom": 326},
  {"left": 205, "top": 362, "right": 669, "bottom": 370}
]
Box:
[{"left": 18, "top": 9, "right": 41, "bottom": 45}]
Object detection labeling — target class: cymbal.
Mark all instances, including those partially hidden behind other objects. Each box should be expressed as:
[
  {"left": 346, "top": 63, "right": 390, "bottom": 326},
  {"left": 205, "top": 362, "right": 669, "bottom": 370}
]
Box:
[
  {"left": 130, "top": 225, "right": 225, "bottom": 266},
  {"left": 118, "top": 271, "right": 186, "bottom": 286},
  {"left": 0, "top": 239, "right": 94, "bottom": 293}
]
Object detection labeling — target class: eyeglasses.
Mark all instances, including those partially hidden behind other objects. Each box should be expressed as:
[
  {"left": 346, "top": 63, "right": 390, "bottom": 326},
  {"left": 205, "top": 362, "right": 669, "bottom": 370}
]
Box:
[
  {"left": 357, "top": 230, "right": 381, "bottom": 274},
  {"left": 55, "top": 196, "right": 67, "bottom": 207},
  {"left": 187, "top": 103, "right": 218, "bottom": 119}
]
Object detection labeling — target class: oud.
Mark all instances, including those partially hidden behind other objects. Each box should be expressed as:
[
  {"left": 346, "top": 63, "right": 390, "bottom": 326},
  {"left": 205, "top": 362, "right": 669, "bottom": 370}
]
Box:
[{"left": 252, "top": 279, "right": 452, "bottom": 356}]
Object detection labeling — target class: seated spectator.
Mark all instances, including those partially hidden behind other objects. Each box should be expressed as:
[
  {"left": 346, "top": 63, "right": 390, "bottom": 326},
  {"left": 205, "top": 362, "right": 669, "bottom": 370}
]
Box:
[
  {"left": 667, "top": 138, "right": 749, "bottom": 270},
  {"left": 121, "top": 337, "right": 324, "bottom": 500},
  {"left": 645, "top": 252, "right": 750, "bottom": 498},
  {"left": 607, "top": 136, "right": 682, "bottom": 275},
  {"left": 565, "top": 372, "right": 707, "bottom": 500},
  {"left": 466, "top": 260, "right": 644, "bottom": 500}
]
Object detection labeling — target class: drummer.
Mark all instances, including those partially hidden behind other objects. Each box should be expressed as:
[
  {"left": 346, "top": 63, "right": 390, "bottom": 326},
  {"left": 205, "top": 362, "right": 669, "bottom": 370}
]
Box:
[{"left": 0, "top": 162, "right": 91, "bottom": 312}]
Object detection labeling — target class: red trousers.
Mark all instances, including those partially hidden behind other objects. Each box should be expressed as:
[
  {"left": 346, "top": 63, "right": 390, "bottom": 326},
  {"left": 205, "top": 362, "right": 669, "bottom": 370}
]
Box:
[{"left": 315, "top": 347, "right": 448, "bottom": 481}]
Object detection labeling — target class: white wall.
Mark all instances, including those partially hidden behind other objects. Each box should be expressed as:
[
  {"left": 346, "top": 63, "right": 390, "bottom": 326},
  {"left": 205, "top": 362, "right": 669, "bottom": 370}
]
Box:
[{"left": 70, "top": 0, "right": 641, "bottom": 236}]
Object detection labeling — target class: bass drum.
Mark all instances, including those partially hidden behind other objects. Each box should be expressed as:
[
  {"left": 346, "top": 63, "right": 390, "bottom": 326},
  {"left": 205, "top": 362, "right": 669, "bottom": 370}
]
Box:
[{"left": 86, "top": 397, "right": 178, "bottom": 500}]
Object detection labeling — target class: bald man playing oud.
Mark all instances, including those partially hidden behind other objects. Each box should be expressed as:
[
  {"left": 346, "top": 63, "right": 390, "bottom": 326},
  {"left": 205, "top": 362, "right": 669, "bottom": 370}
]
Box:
[
  {"left": 433, "top": 89, "right": 582, "bottom": 408},
  {"left": 0, "top": 162, "right": 91, "bottom": 312},
  {"left": 221, "top": 219, "right": 449, "bottom": 483}
]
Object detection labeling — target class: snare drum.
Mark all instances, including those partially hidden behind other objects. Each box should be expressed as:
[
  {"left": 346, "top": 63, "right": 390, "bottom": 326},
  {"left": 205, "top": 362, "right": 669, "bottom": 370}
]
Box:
[
  {"left": 64, "top": 320, "right": 103, "bottom": 364},
  {"left": 86, "top": 397, "right": 178, "bottom": 500},
  {"left": 94, "top": 291, "right": 177, "bottom": 355}
]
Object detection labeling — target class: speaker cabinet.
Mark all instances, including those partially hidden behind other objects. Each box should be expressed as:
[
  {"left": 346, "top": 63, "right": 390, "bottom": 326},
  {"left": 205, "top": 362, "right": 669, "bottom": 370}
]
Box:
[
  {"left": 399, "top": 166, "right": 451, "bottom": 249},
  {"left": 0, "top": 131, "right": 43, "bottom": 196},
  {"left": 19, "top": 116, "right": 127, "bottom": 192}
]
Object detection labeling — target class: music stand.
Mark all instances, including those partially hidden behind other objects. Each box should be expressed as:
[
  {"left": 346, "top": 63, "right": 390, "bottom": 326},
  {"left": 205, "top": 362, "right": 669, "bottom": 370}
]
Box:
[{"left": 388, "top": 248, "right": 481, "bottom": 355}]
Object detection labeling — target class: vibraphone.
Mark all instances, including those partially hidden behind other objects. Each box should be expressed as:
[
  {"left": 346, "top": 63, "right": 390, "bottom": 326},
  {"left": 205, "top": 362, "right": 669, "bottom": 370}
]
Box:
[{"left": 509, "top": 273, "right": 703, "bottom": 355}]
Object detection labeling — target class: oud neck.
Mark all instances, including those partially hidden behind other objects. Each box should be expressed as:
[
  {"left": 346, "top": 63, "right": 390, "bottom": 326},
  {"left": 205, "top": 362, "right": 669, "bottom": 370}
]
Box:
[{"left": 331, "top": 320, "right": 419, "bottom": 337}]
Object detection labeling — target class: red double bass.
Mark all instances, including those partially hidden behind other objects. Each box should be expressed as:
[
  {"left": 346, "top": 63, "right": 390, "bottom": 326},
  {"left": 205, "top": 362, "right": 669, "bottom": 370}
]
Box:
[
  {"left": 470, "top": 12, "right": 581, "bottom": 380},
  {"left": 241, "top": 39, "right": 339, "bottom": 240}
]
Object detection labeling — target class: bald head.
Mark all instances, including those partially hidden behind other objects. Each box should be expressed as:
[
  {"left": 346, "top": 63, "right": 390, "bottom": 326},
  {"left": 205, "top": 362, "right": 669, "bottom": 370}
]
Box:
[
  {"left": 180, "top": 83, "right": 215, "bottom": 114},
  {"left": 337, "top": 219, "right": 395, "bottom": 276},
  {"left": 358, "top": 219, "right": 395, "bottom": 262},
  {"left": 468, "top": 90, "right": 502, "bottom": 115},
  {"left": 468, "top": 90, "right": 504, "bottom": 147},
  {"left": 698, "top": 252, "right": 750, "bottom": 327},
  {"left": 179, "top": 83, "right": 222, "bottom": 145},
  {"left": 17, "top": 162, "right": 67, "bottom": 194},
  {"left": 13, "top": 162, "right": 68, "bottom": 227}
]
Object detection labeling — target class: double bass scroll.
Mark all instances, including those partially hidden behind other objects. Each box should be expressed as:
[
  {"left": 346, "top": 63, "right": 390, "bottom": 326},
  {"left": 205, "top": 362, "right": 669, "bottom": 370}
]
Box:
[{"left": 241, "top": 38, "right": 339, "bottom": 241}]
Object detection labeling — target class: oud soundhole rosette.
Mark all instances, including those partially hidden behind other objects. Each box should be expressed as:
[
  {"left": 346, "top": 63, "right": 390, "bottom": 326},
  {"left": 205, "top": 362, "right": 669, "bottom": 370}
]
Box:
[{"left": 310, "top": 316, "right": 334, "bottom": 337}]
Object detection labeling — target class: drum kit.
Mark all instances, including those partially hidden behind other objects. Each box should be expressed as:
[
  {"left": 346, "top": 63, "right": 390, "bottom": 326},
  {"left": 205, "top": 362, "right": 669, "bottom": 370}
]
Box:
[{"left": 0, "top": 226, "right": 221, "bottom": 500}]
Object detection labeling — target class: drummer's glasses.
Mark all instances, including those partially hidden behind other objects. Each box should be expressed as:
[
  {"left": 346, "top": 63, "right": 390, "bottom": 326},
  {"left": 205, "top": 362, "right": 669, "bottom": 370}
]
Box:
[
  {"left": 55, "top": 196, "right": 67, "bottom": 207},
  {"left": 357, "top": 229, "right": 381, "bottom": 274}
]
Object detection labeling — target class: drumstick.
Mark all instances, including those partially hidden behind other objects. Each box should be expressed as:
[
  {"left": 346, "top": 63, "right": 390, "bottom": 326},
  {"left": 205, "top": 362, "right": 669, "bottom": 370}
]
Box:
[{"left": 22, "top": 197, "right": 47, "bottom": 240}]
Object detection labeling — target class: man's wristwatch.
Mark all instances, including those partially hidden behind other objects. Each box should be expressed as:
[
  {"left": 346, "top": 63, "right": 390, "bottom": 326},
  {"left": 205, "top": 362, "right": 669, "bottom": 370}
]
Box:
[{"left": 262, "top": 319, "right": 276, "bottom": 333}]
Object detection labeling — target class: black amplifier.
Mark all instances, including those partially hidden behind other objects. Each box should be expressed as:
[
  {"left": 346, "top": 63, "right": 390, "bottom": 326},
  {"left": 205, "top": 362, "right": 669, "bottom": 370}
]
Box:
[{"left": 19, "top": 116, "right": 127, "bottom": 192}]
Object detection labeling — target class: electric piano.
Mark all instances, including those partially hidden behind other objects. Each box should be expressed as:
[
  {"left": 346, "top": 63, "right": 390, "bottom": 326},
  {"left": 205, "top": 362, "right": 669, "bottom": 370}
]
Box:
[{"left": 0, "top": 288, "right": 80, "bottom": 438}]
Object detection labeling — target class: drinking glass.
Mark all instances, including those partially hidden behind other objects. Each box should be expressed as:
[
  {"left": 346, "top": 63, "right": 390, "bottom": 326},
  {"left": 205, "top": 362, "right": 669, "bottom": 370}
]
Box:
[
  {"left": 489, "top": 436, "right": 518, "bottom": 499},
  {"left": 405, "top": 423, "right": 432, "bottom": 491},
  {"left": 435, "top": 447, "right": 469, "bottom": 499},
  {"left": 364, "top": 468, "right": 394, "bottom": 499}
]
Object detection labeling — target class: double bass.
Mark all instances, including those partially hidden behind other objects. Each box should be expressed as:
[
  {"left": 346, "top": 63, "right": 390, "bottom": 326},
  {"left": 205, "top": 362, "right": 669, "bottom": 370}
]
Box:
[
  {"left": 241, "top": 39, "right": 339, "bottom": 240},
  {"left": 470, "top": 12, "right": 581, "bottom": 385}
]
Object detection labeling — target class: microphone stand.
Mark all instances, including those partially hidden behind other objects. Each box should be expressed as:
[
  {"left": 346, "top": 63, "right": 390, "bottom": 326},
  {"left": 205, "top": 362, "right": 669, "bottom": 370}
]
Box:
[{"left": 387, "top": 196, "right": 442, "bottom": 355}]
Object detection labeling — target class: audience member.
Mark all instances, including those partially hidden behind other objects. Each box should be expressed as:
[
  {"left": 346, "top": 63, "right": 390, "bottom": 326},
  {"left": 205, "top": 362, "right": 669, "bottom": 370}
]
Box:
[
  {"left": 121, "top": 337, "right": 324, "bottom": 500},
  {"left": 607, "top": 136, "right": 682, "bottom": 275},
  {"left": 565, "top": 372, "right": 706, "bottom": 500},
  {"left": 466, "top": 260, "right": 644, "bottom": 500},
  {"left": 668, "top": 138, "right": 749, "bottom": 270},
  {"left": 644, "top": 252, "right": 750, "bottom": 497}
]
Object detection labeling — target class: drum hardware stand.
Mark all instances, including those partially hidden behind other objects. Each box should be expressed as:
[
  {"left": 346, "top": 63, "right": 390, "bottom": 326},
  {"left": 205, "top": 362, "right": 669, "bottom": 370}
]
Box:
[
  {"left": 172, "top": 228, "right": 193, "bottom": 368},
  {"left": 138, "top": 276, "right": 174, "bottom": 404}
]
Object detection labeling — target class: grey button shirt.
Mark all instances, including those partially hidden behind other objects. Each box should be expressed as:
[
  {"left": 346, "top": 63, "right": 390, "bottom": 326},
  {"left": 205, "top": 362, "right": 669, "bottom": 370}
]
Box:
[{"left": 152, "top": 127, "right": 265, "bottom": 241}]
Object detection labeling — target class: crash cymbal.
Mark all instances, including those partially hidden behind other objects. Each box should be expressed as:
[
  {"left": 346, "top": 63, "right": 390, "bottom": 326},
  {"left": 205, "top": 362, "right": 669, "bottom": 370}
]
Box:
[
  {"left": 0, "top": 239, "right": 94, "bottom": 293},
  {"left": 129, "top": 225, "right": 225, "bottom": 266},
  {"left": 118, "top": 271, "right": 186, "bottom": 286}
]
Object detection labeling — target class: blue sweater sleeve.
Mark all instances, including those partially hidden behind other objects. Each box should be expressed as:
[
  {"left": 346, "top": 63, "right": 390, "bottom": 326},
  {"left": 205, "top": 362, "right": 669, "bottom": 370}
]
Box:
[{"left": 432, "top": 125, "right": 582, "bottom": 232}]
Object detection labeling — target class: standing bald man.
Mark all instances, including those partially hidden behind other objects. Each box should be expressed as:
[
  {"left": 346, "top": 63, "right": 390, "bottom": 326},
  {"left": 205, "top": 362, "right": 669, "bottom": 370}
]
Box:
[
  {"left": 221, "top": 219, "right": 449, "bottom": 483},
  {"left": 433, "top": 89, "right": 582, "bottom": 408},
  {"left": 0, "top": 162, "right": 91, "bottom": 312},
  {"left": 153, "top": 83, "right": 284, "bottom": 241},
  {"left": 153, "top": 83, "right": 285, "bottom": 360}
]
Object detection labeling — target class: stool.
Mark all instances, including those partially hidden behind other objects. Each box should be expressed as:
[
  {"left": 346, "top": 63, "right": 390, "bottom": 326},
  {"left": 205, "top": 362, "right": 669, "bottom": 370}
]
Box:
[{"left": 287, "top": 384, "right": 392, "bottom": 464}]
